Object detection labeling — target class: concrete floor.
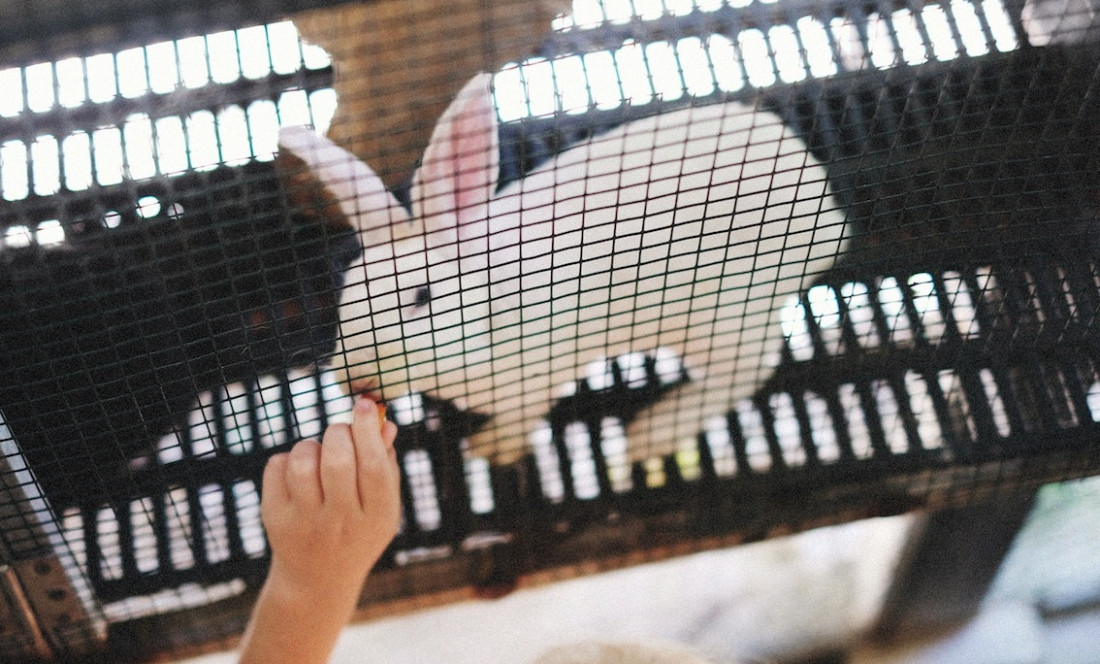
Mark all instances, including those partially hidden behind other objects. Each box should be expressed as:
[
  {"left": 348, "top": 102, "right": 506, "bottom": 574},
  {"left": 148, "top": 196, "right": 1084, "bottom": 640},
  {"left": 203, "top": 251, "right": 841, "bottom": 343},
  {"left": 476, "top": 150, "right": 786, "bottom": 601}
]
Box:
[
  {"left": 175, "top": 477, "right": 1100, "bottom": 664},
  {"left": 171, "top": 477, "right": 1100, "bottom": 663},
  {"left": 849, "top": 601, "right": 1100, "bottom": 664},
  {"left": 176, "top": 516, "right": 914, "bottom": 664}
]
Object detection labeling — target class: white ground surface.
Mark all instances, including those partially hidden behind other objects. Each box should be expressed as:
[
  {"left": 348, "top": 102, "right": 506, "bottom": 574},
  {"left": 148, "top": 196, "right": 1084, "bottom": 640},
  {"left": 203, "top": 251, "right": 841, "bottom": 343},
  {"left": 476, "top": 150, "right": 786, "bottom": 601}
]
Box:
[{"left": 174, "top": 516, "right": 913, "bottom": 664}]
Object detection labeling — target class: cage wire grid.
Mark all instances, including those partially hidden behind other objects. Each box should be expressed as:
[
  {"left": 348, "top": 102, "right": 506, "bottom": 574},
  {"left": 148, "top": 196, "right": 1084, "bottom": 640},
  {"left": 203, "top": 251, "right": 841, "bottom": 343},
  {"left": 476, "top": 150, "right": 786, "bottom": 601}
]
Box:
[{"left": 0, "top": 0, "right": 1099, "bottom": 660}]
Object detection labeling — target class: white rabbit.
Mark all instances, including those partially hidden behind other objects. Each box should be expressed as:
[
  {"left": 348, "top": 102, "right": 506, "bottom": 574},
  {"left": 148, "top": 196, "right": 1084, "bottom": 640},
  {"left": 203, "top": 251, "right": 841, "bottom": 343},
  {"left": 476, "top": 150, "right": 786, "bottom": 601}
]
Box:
[{"left": 279, "top": 73, "right": 848, "bottom": 467}]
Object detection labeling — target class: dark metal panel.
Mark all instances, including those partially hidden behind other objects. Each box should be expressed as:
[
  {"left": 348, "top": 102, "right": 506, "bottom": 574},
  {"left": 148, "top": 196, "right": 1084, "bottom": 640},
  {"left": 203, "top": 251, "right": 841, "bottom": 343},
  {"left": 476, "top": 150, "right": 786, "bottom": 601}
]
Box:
[{"left": 0, "top": 0, "right": 354, "bottom": 66}]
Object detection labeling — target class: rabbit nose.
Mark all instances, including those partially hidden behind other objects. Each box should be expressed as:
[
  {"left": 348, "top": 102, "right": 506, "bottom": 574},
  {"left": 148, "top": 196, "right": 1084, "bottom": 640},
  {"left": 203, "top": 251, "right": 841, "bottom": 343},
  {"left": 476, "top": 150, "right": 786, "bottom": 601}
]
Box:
[{"left": 349, "top": 378, "right": 381, "bottom": 400}]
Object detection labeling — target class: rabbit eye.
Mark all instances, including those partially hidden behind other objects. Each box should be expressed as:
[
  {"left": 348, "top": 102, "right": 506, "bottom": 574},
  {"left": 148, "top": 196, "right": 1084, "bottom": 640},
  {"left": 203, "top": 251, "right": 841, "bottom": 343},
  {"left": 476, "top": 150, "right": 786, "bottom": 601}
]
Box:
[{"left": 414, "top": 285, "right": 432, "bottom": 307}]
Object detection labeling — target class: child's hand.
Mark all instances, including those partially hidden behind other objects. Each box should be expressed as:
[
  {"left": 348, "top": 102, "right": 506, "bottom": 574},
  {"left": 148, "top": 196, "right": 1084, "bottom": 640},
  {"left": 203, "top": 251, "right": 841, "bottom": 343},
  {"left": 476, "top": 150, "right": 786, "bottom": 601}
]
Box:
[
  {"left": 239, "top": 399, "right": 400, "bottom": 664},
  {"left": 260, "top": 398, "right": 401, "bottom": 600}
]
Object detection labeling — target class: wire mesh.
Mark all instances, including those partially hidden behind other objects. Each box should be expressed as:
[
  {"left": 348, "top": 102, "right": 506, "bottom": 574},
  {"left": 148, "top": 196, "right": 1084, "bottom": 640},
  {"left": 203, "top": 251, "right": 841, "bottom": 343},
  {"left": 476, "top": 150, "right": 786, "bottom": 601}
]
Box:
[{"left": 0, "top": 0, "right": 1099, "bottom": 660}]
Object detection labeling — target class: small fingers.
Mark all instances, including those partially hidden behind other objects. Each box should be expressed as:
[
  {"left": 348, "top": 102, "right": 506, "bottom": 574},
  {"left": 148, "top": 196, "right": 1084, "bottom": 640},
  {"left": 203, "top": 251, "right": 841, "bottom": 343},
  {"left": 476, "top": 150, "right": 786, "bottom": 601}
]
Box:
[
  {"left": 352, "top": 399, "right": 401, "bottom": 510},
  {"left": 285, "top": 439, "right": 324, "bottom": 506},
  {"left": 261, "top": 452, "right": 291, "bottom": 510},
  {"left": 351, "top": 398, "right": 384, "bottom": 448},
  {"left": 320, "top": 423, "right": 360, "bottom": 510},
  {"left": 382, "top": 420, "right": 399, "bottom": 453}
]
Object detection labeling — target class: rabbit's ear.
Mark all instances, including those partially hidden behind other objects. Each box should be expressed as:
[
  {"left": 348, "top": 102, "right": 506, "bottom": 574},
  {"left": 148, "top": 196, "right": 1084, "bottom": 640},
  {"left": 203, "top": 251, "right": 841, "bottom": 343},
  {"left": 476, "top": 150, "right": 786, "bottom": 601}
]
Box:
[
  {"left": 278, "top": 126, "right": 410, "bottom": 246},
  {"left": 411, "top": 72, "right": 499, "bottom": 243}
]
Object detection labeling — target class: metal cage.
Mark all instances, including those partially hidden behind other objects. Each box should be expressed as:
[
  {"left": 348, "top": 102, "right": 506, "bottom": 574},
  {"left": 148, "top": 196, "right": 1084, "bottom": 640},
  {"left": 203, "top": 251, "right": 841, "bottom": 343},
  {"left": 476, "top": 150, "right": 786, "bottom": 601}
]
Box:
[{"left": 1, "top": 0, "right": 1099, "bottom": 660}]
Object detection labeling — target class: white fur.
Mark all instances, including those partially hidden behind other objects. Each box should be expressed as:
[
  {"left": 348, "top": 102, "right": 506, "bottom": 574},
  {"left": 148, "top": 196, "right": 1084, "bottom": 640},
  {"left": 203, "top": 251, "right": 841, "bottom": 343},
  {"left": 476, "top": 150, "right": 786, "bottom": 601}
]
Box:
[{"left": 279, "top": 73, "right": 848, "bottom": 464}]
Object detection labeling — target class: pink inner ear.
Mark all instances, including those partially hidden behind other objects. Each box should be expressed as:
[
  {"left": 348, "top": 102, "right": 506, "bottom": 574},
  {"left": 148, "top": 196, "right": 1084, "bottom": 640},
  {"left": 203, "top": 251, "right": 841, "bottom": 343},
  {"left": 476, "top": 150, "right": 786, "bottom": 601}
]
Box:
[
  {"left": 416, "top": 74, "right": 500, "bottom": 242},
  {"left": 450, "top": 121, "right": 494, "bottom": 217}
]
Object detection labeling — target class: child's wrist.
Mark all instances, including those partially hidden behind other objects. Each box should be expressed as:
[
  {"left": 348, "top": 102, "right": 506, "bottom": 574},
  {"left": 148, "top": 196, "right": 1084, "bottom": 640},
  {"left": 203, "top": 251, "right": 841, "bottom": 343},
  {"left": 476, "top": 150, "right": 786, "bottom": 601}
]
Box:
[{"left": 264, "top": 557, "right": 367, "bottom": 609}]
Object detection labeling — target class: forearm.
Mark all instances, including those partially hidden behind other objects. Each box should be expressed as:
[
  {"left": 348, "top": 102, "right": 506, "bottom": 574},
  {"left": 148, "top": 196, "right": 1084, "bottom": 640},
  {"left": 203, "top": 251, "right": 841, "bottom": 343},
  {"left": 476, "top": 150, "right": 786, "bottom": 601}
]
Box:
[
  {"left": 238, "top": 565, "right": 365, "bottom": 664},
  {"left": 240, "top": 400, "right": 399, "bottom": 664}
]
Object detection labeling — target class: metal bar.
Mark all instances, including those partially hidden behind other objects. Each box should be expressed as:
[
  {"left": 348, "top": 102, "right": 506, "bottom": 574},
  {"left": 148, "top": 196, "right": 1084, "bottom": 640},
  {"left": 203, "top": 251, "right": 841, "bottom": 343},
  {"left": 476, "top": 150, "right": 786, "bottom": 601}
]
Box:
[
  {"left": 0, "top": 67, "right": 333, "bottom": 145},
  {"left": 0, "top": 564, "right": 52, "bottom": 662},
  {"left": 11, "top": 556, "right": 105, "bottom": 659},
  {"left": 872, "top": 493, "right": 1037, "bottom": 640},
  {"left": 0, "top": 419, "right": 106, "bottom": 659},
  {"left": 0, "top": 0, "right": 353, "bottom": 66},
  {"left": 539, "top": 0, "right": 919, "bottom": 59}
]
